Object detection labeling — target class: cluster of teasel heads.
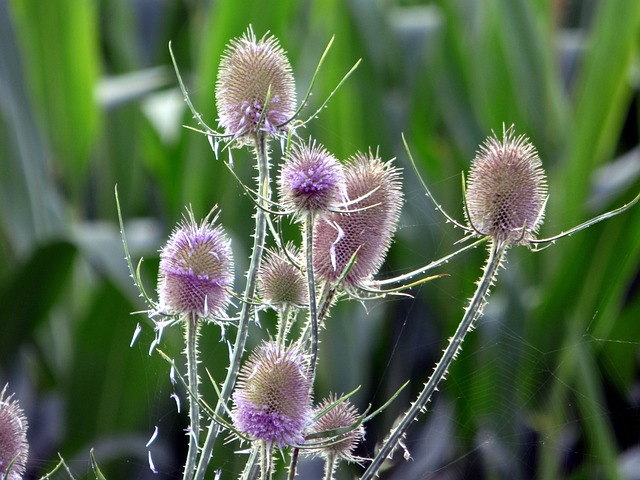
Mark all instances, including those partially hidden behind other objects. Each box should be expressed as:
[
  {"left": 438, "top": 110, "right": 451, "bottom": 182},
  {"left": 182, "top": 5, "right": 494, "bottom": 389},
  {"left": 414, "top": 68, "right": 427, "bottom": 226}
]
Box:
[{"left": 115, "top": 25, "right": 640, "bottom": 480}]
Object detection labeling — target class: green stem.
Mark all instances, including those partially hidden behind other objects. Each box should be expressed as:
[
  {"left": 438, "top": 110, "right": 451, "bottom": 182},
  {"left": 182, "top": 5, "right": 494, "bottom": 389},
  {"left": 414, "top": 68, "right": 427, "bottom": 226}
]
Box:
[
  {"left": 183, "top": 314, "right": 200, "bottom": 480},
  {"left": 276, "top": 305, "right": 292, "bottom": 352},
  {"left": 360, "top": 239, "right": 508, "bottom": 480},
  {"left": 304, "top": 212, "right": 319, "bottom": 380},
  {"left": 194, "top": 133, "right": 271, "bottom": 480},
  {"left": 323, "top": 453, "right": 337, "bottom": 480},
  {"left": 260, "top": 441, "right": 273, "bottom": 480}
]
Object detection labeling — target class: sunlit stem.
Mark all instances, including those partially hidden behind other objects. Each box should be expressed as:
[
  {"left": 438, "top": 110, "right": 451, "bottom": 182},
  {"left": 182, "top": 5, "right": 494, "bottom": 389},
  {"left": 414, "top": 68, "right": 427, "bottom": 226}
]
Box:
[
  {"left": 260, "top": 441, "right": 274, "bottom": 480},
  {"left": 240, "top": 447, "right": 260, "bottom": 480},
  {"left": 323, "top": 453, "right": 338, "bottom": 480},
  {"left": 304, "top": 211, "right": 320, "bottom": 380},
  {"left": 276, "top": 305, "right": 293, "bottom": 352},
  {"left": 360, "top": 239, "right": 508, "bottom": 480},
  {"left": 373, "top": 237, "right": 488, "bottom": 287},
  {"left": 183, "top": 314, "right": 201, "bottom": 480},
  {"left": 194, "top": 133, "right": 271, "bottom": 480}
]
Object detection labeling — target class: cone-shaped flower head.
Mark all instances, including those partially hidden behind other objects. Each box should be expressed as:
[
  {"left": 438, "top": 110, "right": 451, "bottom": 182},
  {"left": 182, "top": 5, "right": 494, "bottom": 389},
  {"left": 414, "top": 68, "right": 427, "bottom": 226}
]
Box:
[
  {"left": 258, "top": 246, "right": 308, "bottom": 308},
  {"left": 215, "top": 26, "right": 296, "bottom": 141},
  {"left": 465, "top": 126, "right": 548, "bottom": 245},
  {"left": 279, "top": 140, "right": 346, "bottom": 216},
  {"left": 157, "top": 208, "right": 234, "bottom": 319},
  {"left": 232, "top": 342, "right": 312, "bottom": 447},
  {"left": 310, "top": 394, "right": 364, "bottom": 462},
  {"left": 313, "top": 152, "right": 403, "bottom": 288},
  {"left": 0, "top": 385, "right": 28, "bottom": 480}
]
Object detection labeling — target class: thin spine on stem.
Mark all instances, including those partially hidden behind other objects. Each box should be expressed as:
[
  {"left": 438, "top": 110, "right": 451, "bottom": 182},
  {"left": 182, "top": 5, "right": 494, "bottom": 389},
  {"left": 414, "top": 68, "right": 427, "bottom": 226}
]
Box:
[
  {"left": 194, "top": 133, "right": 271, "bottom": 479},
  {"left": 360, "top": 239, "right": 508, "bottom": 480}
]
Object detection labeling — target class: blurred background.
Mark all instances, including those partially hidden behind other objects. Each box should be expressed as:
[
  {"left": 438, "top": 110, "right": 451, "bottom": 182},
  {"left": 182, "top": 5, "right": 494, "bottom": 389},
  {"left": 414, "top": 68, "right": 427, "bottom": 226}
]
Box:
[{"left": 1, "top": 0, "right": 639, "bottom": 479}]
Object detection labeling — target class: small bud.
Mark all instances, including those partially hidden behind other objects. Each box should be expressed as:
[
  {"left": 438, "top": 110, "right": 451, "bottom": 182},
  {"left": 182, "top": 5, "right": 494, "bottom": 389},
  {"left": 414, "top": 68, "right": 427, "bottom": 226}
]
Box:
[
  {"left": 465, "top": 126, "right": 547, "bottom": 245},
  {"left": 258, "top": 246, "right": 308, "bottom": 308},
  {"left": 310, "top": 394, "right": 364, "bottom": 462},
  {"left": 215, "top": 26, "right": 296, "bottom": 141},
  {"left": 312, "top": 152, "right": 403, "bottom": 288},
  {"left": 278, "top": 140, "right": 346, "bottom": 216},
  {"left": 232, "top": 342, "right": 312, "bottom": 447},
  {"left": 157, "top": 208, "right": 234, "bottom": 319},
  {"left": 0, "top": 385, "right": 28, "bottom": 480}
]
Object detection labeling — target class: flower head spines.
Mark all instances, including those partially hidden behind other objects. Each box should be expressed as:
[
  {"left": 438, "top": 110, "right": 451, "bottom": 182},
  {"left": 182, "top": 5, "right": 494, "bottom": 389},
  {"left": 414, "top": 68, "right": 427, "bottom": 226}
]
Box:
[
  {"left": 312, "top": 152, "right": 403, "bottom": 287},
  {"left": 465, "top": 126, "right": 548, "bottom": 245},
  {"left": 157, "top": 208, "right": 234, "bottom": 319},
  {"left": 215, "top": 27, "right": 296, "bottom": 141},
  {"left": 279, "top": 140, "right": 346, "bottom": 216},
  {"left": 232, "top": 342, "right": 312, "bottom": 447},
  {"left": 258, "top": 246, "right": 308, "bottom": 308},
  {"left": 310, "top": 394, "right": 364, "bottom": 462},
  {"left": 0, "top": 385, "right": 28, "bottom": 480}
]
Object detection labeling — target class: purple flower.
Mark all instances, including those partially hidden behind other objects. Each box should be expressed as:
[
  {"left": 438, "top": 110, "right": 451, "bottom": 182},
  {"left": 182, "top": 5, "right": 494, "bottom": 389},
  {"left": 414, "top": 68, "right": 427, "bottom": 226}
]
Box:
[
  {"left": 232, "top": 342, "right": 312, "bottom": 447},
  {"left": 215, "top": 27, "right": 296, "bottom": 141},
  {"left": 465, "top": 126, "right": 548, "bottom": 245},
  {"left": 278, "top": 140, "right": 346, "bottom": 216},
  {"left": 0, "top": 385, "right": 28, "bottom": 480},
  {"left": 157, "top": 208, "right": 234, "bottom": 319},
  {"left": 312, "top": 152, "right": 403, "bottom": 288}
]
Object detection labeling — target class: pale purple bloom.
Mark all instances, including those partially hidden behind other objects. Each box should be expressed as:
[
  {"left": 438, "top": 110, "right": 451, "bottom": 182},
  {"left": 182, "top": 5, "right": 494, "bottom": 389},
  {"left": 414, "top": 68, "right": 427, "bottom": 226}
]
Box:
[
  {"left": 0, "top": 385, "right": 28, "bottom": 480},
  {"left": 215, "top": 27, "right": 296, "bottom": 141},
  {"left": 279, "top": 140, "right": 345, "bottom": 216},
  {"left": 157, "top": 209, "right": 233, "bottom": 320},
  {"left": 232, "top": 343, "right": 312, "bottom": 447}
]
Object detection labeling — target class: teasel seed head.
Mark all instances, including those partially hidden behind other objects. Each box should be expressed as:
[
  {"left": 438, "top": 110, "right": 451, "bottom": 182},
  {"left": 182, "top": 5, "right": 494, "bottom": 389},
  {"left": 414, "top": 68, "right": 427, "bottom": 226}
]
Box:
[
  {"left": 215, "top": 26, "right": 296, "bottom": 142},
  {"left": 465, "top": 126, "right": 548, "bottom": 245},
  {"left": 278, "top": 140, "right": 346, "bottom": 217},
  {"left": 157, "top": 208, "right": 234, "bottom": 320},
  {"left": 232, "top": 342, "right": 312, "bottom": 447},
  {"left": 312, "top": 152, "right": 403, "bottom": 288},
  {"left": 258, "top": 246, "right": 308, "bottom": 309},
  {"left": 310, "top": 394, "right": 364, "bottom": 462},
  {"left": 0, "top": 385, "right": 28, "bottom": 480}
]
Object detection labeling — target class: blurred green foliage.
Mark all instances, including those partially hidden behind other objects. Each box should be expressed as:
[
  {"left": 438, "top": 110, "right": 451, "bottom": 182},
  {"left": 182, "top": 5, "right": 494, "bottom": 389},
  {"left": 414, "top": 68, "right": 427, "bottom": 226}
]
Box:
[{"left": 1, "top": 0, "right": 639, "bottom": 479}]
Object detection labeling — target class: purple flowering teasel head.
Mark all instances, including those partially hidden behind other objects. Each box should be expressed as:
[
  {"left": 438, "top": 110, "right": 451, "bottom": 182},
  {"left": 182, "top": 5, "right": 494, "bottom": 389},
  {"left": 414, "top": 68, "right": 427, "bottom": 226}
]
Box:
[
  {"left": 157, "top": 207, "right": 234, "bottom": 320},
  {"left": 465, "top": 126, "right": 548, "bottom": 245},
  {"left": 232, "top": 342, "right": 312, "bottom": 447},
  {"left": 0, "top": 385, "right": 28, "bottom": 480},
  {"left": 278, "top": 140, "right": 346, "bottom": 217},
  {"left": 312, "top": 152, "right": 403, "bottom": 288},
  {"left": 215, "top": 26, "right": 296, "bottom": 142}
]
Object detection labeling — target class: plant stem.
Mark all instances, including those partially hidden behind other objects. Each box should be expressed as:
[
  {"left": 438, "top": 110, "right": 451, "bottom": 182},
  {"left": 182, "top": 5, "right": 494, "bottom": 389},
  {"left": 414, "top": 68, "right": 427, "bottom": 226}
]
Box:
[
  {"left": 183, "top": 314, "right": 200, "bottom": 480},
  {"left": 360, "top": 239, "right": 507, "bottom": 480},
  {"left": 323, "top": 453, "right": 337, "bottom": 480},
  {"left": 304, "top": 212, "right": 319, "bottom": 380},
  {"left": 194, "top": 133, "right": 271, "bottom": 480}
]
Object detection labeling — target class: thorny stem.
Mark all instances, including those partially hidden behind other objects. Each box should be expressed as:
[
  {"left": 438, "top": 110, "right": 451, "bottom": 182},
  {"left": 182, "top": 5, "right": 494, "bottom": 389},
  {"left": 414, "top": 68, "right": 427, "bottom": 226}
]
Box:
[
  {"left": 323, "top": 453, "right": 338, "bottom": 480},
  {"left": 360, "top": 239, "right": 508, "bottom": 480},
  {"left": 276, "top": 305, "right": 293, "bottom": 352},
  {"left": 183, "top": 314, "right": 201, "bottom": 480},
  {"left": 260, "top": 441, "right": 273, "bottom": 480},
  {"left": 240, "top": 447, "right": 260, "bottom": 480},
  {"left": 304, "top": 212, "right": 320, "bottom": 381},
  {"left": 194, "top": 133, "right": 271, "bottom": 480},
  {"left": 287, "top": 448, "right": 300, "bottom": 480}
]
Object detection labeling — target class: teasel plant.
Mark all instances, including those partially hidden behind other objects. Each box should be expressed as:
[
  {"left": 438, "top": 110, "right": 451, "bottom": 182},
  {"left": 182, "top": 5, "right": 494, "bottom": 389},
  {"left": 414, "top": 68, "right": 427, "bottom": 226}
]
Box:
[
  {"left": 111, "top": 25, "right": 363, "bottom": 480},
  {"left": 359, "top": 126, "right": 640, "bottom": 479}
]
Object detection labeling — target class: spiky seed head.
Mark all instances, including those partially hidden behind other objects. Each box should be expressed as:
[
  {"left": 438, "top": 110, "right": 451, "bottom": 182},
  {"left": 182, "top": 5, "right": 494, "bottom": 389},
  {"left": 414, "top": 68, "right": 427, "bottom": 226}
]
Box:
[
  {"left": 279, "top": 140, "right": 346, "bottom": 216},
  {"left": 215, "top": 26, "right": 296, "bottom": 141},
  {"left": 310, "top": 394, "right": 364, "bottom": 462},
  {"left": 465, "top": 126, "right": 548, "bottom": 245},
  {"left": 157, "top": 208, "right": 234, "bottom": 319},
  {"left": 0, "top": 385, "right": 29, "bottom": 480},
  {"left": 312, "top": 152, "right": 403, "bottom": 288},
  {"left": 232, "top": 342, "right": 312, "bottom": 447},
  {"left": 258, "top": 246, "right": 308, "bottom": 308}
]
